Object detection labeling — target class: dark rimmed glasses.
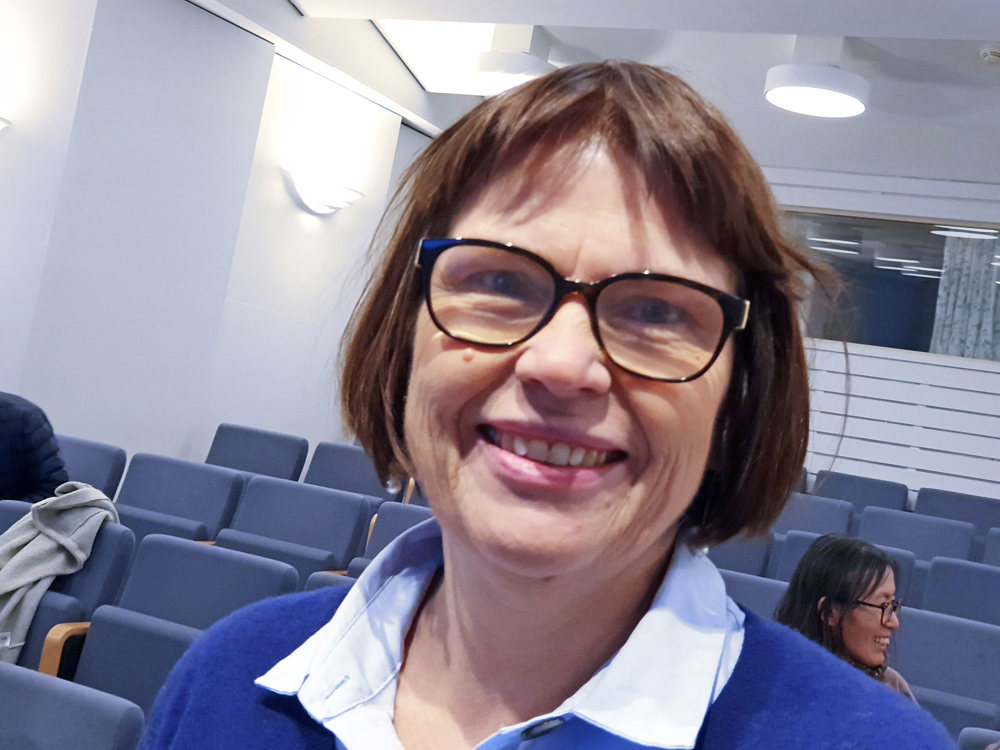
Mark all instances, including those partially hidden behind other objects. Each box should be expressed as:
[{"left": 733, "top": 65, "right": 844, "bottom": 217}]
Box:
[
  {"left": 854, "top": 599, "right": 903, "bottom": 626},
  {"left": 415, "top": 238, "right": 750, "bottom": 383}
]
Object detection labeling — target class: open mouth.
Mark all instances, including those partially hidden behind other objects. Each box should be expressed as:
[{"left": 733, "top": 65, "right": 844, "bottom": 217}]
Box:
[
  {"left": 874, "top": 637, "right": 890, "bottom": 648},
  {"left": 478, "top": 425, "right": 627, "bottom": 468}
]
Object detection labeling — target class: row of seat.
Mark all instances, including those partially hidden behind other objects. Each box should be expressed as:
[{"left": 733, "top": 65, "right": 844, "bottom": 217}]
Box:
[
  {"left": 719, "top": 567, "right": 1000, "bottom": 738},
  {"left": 0, "top": 493, "right": 432, "bottom": 672},
  {"left": 807, "top": 469, "right": 1000, "bottom": 559},
  {"left": 57, "top": 424, "right": 412, "bottom": 504}
]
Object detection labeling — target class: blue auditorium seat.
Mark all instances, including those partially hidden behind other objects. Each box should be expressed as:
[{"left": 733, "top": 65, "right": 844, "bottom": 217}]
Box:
[
  {"left": 305, "top": 571, "right": 357, "bottom": 590},
  {"left": 719, "top": 569, "right": 788, "bottom": 620},
  {"left": 812, "top": 470, "right": 909, "bottom": 533},
  {"left": 303, "top": 441, "right": 399, "bottom": 502},
  {"left": 857, "top": 507, "right": 975, "bottom": 604},
  {"left": 893, "top": 608, "right": 1000, "bottom": 738},
  {"left": 958, "top": 726, "right": 1000, "bottom": 749},
  {"left": 986, "top": 528, "right": 1000, "bottom": 568},
  {"left": 0, "top": 498, "right": 135, "bottom": 671},
  {"left": 0, "top": 661, "right": 144, "bottom": 750},
  {"left": 214, "top": 476, "right": 375, "bottom": 581},
  {"left": 115, "top": 453, "right": 244, "bottom": 543},
  {"left": 772, "top": 492, "right": 853, "bottom": 537},
  {"left": 916, "top": 488, "right": 1000, "bottom": 561},
  {"left": 205, "top": 423, "right": 309, "bottom": 481},
  {"left": 346, "top": 502, "right": 434, "bottom": 576},
  {"left": 56, "top": 433, "right": 128, "bottom": 498},
  {"left": 923, "top": 557, "right": 1000, "bottom": 627}
]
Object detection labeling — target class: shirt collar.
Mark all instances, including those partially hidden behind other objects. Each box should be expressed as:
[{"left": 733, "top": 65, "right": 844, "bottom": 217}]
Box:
[{"left": 257, "top": 520, "right": 744, "bottom": 749}]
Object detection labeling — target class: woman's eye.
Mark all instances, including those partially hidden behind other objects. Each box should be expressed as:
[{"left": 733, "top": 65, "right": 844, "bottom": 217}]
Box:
[
  {"left": 623, "top": 297, "right": 686, "bottom": 325},
  {"left": 461, "top": 270, "right": 539, "bottom": 300}
]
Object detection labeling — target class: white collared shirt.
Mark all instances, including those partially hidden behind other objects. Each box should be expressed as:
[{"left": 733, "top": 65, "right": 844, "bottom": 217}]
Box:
[{"left": 257, "top": 520, "right": 744, "bottom": 749}]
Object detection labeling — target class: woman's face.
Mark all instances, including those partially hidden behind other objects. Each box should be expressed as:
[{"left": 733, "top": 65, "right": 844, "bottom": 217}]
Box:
[
  {"left": 839, "top": 568, "right": 899, "bottom": 667},
  {"left": 404, "top": 146, "right": 736, "bottom": 582}
]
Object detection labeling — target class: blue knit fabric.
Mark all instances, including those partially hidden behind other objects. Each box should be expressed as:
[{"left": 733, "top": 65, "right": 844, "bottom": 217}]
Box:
[
  {"left": 0, "top": 392, "right": 68, "bottom": 503},
  {"left": 139, "top": 587, "right": 953, "bottom": 749}
]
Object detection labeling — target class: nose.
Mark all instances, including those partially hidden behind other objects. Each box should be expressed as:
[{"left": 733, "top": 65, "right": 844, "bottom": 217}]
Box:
[
  {"left": 886, "top": 609, "right": 900, "bottom": 630},
  {"left": 513, "top": 297, "right": 612, "bottom": 397}
]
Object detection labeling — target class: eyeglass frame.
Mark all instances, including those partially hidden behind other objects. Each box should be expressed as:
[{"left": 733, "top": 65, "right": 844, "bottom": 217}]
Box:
[
  {"left": 853, "top": 598, "right": 903, "bottom": 626},
  {"left": 415, "top": 237, "right": 751, "bottom": 383}
]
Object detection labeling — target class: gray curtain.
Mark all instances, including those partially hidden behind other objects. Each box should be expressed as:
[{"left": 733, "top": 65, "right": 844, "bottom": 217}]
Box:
[{"left": 929, "top": 236, "right": 1000, "bottom": 360}]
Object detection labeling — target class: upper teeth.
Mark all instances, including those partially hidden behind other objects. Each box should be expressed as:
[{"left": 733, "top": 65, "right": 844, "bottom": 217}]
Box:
[
  {"left": 498, "top": 433, "right": 609, "bottom": 468},
  {"left": 875, "top": 637, "right": 890, "bottom": 646}
]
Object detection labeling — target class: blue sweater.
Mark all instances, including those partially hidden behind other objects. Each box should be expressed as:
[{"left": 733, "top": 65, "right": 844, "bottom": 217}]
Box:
[
  {"left": 139, "top": 587, "right": 952, "bottom": 749},
  {"left": 0, "top": 392, "right": 68, "bottom": 503}
]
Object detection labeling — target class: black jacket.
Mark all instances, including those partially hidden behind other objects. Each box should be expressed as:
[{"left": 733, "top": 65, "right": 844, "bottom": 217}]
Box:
[{"left": 0, "top": 392, "right": 68, "bottom": 503}]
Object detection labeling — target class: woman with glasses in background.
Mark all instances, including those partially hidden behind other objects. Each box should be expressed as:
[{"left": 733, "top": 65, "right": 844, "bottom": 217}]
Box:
[
  {"left": 776, "top": 534, "right": 916, "bottom": 701},
  {"left": 140, "top": 62, "right": 948, "bottom": 749}
]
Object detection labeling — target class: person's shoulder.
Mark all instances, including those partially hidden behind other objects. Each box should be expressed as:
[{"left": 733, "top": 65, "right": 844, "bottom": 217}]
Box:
[
  {"left": 192, "top": 586, "right": 349, "bottom": 665},
  {"left": 703, "top": 612, "right": 953, "bottom": 749}
]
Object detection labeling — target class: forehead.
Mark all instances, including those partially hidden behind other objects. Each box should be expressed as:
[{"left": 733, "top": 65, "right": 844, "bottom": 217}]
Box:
[{"left": 449, "top": 145, "right": 736, "bottom": 288}]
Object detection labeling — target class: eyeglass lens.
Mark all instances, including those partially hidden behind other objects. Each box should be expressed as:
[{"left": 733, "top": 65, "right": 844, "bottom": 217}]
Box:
[{"left": 426, "top": 241, "right": 729, "bottom": 381}]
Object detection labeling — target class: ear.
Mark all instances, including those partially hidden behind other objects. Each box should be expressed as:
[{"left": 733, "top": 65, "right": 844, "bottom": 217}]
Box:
[{"left": 817, "top": 596, "right": 842, "bottom": 627}]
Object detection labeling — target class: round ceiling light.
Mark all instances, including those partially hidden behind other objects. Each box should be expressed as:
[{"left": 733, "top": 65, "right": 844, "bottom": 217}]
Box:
[{"left": 765, "top": 63, "right": 870, "bottom": 118}]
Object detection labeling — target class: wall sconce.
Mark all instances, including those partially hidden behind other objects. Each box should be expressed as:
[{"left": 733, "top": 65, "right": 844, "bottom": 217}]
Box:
[
  {"left": 285, "top": 170, "right": 363, "bottom": 215},
  {"left": 0, "top": 117, "right": 11, "bottom": 132}
]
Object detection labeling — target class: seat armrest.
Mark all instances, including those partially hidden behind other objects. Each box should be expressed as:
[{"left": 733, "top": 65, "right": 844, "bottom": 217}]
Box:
[{"left": 39, "top": 621, "right": 91, "bottom": 677}]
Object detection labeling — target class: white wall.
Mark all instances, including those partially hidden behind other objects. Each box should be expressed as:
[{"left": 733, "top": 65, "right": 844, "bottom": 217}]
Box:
[
  {"left": 18, "top": 0, "right": 274, "bottom": 459},
  {"left": 0, "top": 0, "right": 98, "bottom": 390},
  {"left": 203, "top": 55, "right": 403, "bottom": 461}
]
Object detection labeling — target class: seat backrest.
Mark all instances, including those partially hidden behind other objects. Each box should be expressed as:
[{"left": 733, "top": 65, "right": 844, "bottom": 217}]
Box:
[
  {"left": 1, "top": 496, "right": 135, "bottom": 618},
  {"left": 305, "top": 571, "right": 357, "bottom": 591},
  {"left": 230, "top": 476, "right": 373, "bottom": 558},
  {"left": 707, "top": 534, "right": 772, "bottom": 577},
  {"left": 49, "top": 519, "right": 135, "bottom": 617},
  {"left": 923, "top": 558, "right": 1000, "bottom": 626},
  {"left": 772, "top": 492, "right": 853, "bottom": 536},
  {"left": 73, "top": 605, "right": 201, "bottom": 717},
  {"left": 205, "top": 423, "right": 308, "bottom": 481},
  {"left": 304, "top": 442, "right": 397, "bottom": 501},
  {"left": 116, "top": 453, "right": 244, "bottom": 536},
  {"left": 719, "top": 569, "right": 788, "bottom": 620},
  {"left": 986, "top": 528, "right": 1000, "bottom": 567},
  {"left": 857, "top": 506, "right": 975, "bottom": 562},
  {"left": 56, "top": 434, "right": 128, "bottom": 498},
  {"left": 916, "top": 488, "right": 1000, "bottom": 539},
  {"left": 893, "top": 607, "right": 1000, "bottom": 706},
  {"left": 958, "top": 726, "right": 1000, "bottom": 750},
  {"left": 0, "top": 661, "right": 144, "bottom": 750},
  {"left": 813, "top": 470, "right": 909, "bottom": 513},
  {"left": 365, "top": 502, "right": 435, "bottom": 557},
  {"left": 772, "top": 530, "right": 822, "bottom": 581},
  {"left": 117, "top": 534, "right": 298, "bottom": 629}
]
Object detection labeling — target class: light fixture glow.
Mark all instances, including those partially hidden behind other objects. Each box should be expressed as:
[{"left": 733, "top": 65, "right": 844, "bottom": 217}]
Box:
[
  {"left": 874, "top": 257, "right": 918, "bottom": 264},
  {"left": 931, "top": 225, "right": 998, "bottom": 239},
  {"left": 765, "top": 64, "right": 869, "bottom": 117},
  {"left": 807, "top": 236, "right": 860, "bottom": 246},
  {"left": 902, "top": 272, "right": 943, "bottom": 279},
  {"left": 902, "top": 265, "right": 943, "bottom": 273},
  {"left": 287, "top": 172, "right": 363, "bottom": 215},
  {"left": 809, "top": 245, "right": 859, "bottom": 255}
]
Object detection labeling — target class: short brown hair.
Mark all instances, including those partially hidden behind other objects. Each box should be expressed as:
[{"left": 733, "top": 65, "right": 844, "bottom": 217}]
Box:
[{"left": 341, "top": 60, "right": 831, "bottom": 546}]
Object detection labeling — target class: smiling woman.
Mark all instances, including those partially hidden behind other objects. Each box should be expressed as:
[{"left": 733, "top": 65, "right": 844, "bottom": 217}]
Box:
[
  {"left": 775, "top": 534, "right": 916, "bottom": 702},
  {"left": 138, "top": 61, "right": 951, "bottom": 750}
]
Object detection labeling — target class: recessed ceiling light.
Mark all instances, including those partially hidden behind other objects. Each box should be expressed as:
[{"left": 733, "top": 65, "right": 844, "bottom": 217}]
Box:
[
  {"left": 903, "top": 265, "right": 943, "bottom": 273},
  {"left": 807, "top": 236, "right": 860, "bottom": 246},
  {"left": 902, "top": 271, "right": 943, "bottom": 279},
  {"left": 874, "top": 257, "right": 918, "bottom": 263},
  {"left": 808, "top": 245, "right": 859, "bottom": 255},
  {"left": 931, "top": 225, "right": 998, "bottom": 239},
  {"left": 765, "top": 64, "right": 869, "bottom": 118}
]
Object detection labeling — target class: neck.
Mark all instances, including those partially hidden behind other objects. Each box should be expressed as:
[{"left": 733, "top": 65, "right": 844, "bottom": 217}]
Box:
[{"left": 399, "top": 533, "right": 673, "bottom": 735}]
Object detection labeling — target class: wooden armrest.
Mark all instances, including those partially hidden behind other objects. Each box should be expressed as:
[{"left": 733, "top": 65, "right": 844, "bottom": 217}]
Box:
[
  {"left": 318, "top": 570, "right": 348, "bottom": 576},
  {"left": 366, "top": 513, "right": 378, "bottom": 546},
  {"left": 402, "top": 477, "right": 416, "bottom": 504},
  {"left": 195, "top": 540, "right": 216, "bottom": 545},
  {"left": 39, "top": 621, "right": 90, "bottom": 676}
]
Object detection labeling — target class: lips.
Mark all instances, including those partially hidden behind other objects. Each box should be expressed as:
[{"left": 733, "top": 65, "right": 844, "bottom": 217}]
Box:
[
  {"left": 874, "top": 637, "right": 890, "bottom": 648},
  {"left": 478, "top": 425, "right": 626, "bottom": 468}
]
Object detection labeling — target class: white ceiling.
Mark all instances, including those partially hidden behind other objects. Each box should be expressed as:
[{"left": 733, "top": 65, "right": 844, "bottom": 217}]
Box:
[{"left": 216, "top": 1, "right": 1000, "bottom": 191}]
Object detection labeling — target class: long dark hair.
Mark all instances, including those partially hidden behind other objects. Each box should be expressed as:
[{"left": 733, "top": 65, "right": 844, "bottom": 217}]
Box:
[{"left": 775, "top": 535, "right": 897, "bottom": 658}]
